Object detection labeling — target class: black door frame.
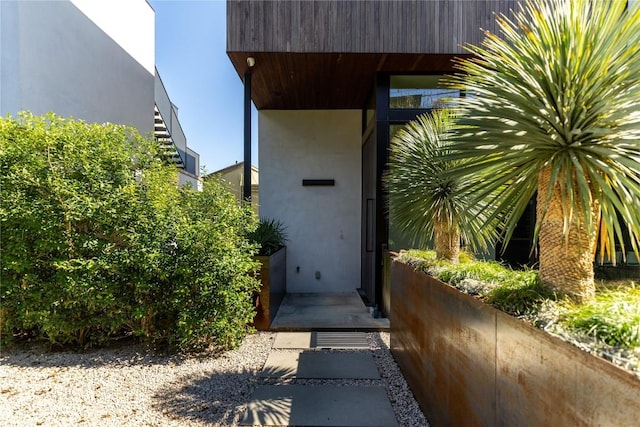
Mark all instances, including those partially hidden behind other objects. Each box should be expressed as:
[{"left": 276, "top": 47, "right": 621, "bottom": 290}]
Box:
[{"left": 362, "top": 73, "right": 444, "bottom": 315}]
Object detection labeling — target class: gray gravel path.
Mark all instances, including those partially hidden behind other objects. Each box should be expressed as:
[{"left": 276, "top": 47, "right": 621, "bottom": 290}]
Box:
[{"left": 0, "top": 332, "right": 428, "bottom": 426}]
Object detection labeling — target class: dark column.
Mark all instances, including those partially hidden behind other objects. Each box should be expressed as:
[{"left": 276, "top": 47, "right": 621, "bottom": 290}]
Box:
[
  {"left": 374, "top": 73, "right": 390, "bottom": 312},
  {"left": 243, "top": 71, "right": 252, "bottom": 202}
]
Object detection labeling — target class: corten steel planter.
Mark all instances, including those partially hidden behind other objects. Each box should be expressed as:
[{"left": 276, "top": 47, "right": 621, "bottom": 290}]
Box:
[
  {"left": 390, "top": 260, "right": 640, "bottom": 427},
  {"left": 253, "top": 246, "right": 286, "bottom": 330}
]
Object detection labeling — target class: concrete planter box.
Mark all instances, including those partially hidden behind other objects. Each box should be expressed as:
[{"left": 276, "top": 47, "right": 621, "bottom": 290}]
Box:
[
  {"left": 253, "top": 246, "right": 286, "bottom": 330},
  {"left": 390, "top": 260, "right": 640, "bottom": 426}
]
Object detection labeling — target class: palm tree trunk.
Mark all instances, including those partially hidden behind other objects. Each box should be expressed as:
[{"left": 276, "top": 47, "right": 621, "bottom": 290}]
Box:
[
  {"left": 537, "top": 166, "right": 598, "bottom": 303},
  {"left": 434, "top": 216, "right": 460, "bottom": 263}
]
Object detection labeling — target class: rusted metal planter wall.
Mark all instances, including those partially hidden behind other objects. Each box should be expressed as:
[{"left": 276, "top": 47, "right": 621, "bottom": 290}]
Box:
[
  {"left": 390, "top": 260, "right": 640, "bottom": 426},
  {"left": 253, "top": 247, "right": 286, "bottom": 330}
]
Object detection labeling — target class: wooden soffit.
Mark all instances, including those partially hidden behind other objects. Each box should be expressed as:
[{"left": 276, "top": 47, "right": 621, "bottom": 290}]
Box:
[{"left": 227, "top": 52, "right": 471, "bottom": 110}]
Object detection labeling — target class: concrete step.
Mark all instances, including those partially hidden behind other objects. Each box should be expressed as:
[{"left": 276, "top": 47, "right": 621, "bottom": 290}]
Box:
[{"left": 270, "top": 292, "right": 390, "bottom": 331}]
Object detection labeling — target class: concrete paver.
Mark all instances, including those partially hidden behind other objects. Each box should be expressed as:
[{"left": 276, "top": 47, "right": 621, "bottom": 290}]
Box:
[
  {"left": 243, "top": 331, "right": 399, "bottom": 426},
  {"left": 259, "top": 351, "right": 380, "bottom": 379},
  {"left": 240, "top": 385, "right": 399, "bottom": 427},
  {"left": 273, "top": 332, "right": 312, "bottom": 349}
]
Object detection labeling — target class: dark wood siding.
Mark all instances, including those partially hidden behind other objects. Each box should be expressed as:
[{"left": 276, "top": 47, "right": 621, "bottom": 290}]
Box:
[
  {"left": 228, "top": 0, "right": 521, "bottom": 54},
  {"left": 226, "top": 0, "right": 521, "bottom": 109}
]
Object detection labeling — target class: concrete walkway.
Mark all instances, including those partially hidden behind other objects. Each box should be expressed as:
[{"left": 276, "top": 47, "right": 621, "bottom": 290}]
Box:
[{"left": 240, "top": 332, "right": 399, "bottom": 427}]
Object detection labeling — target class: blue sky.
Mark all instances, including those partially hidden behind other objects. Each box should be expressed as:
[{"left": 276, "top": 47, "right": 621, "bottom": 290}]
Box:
[{"left": 149, "top": 0, "right": 258, "bottom": 174}]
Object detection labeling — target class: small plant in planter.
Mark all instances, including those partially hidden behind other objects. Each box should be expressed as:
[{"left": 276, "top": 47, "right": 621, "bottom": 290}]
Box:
[
  {"left": 247, "top": 218, "right": 288, "bottom": 330},
  {"left": 248, "top": 218, "right": 288, "bottom": 256}
]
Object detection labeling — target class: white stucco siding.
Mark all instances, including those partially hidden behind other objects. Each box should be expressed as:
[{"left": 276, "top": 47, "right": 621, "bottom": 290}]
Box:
[
  {"left": 0, "top": 1, "right": 154, "bottom": 135},
  {"left": 178, "top": 171, "right": 202, "bottom": 191},
  {"left": 259, "top": 110, "right": 362, "bottom": 293},
  {"left": 70, "top": 0, "right": 155, "bottom": 75}
]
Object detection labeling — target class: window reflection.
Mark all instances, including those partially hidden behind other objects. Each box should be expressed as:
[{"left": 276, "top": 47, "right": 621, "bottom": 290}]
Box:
[
  {"left": 389, "top": 75, "right": 459, "bottom": 109},
  {"left": 390, "top": 124, "right": 404, "bottom": 140}
]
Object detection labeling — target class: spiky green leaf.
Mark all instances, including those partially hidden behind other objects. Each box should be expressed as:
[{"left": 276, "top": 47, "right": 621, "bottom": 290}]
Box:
[
  {"left": 386, "top": 109, "right": 499, "bottom": 253},
  {"left": 444, "top": 0, "right": 640, "bottom": 262}
]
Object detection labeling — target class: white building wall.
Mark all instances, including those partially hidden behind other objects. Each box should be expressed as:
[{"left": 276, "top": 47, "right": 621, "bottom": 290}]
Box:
[
  {"left": 0, "top": 0, "right": 154, "bottom": 134},
  {"left": 70, "top": 0, "right": 154, "bottom": 75},
  {"left": 178, "top": 171, "right": 202, "bottom": 191},
  {"left": 259, "top": 110, "right": 362, "bottom": 293}
]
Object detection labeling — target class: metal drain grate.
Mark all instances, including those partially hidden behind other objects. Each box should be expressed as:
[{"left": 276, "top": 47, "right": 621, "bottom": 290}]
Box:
[{"left": 311, "top": 332, "right": 369, "bottom": 349}]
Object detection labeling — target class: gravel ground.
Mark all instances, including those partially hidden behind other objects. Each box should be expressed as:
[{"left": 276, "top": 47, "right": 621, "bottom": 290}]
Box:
[{"left": 0, "top": 332, "right": 428, "bottom": 427}]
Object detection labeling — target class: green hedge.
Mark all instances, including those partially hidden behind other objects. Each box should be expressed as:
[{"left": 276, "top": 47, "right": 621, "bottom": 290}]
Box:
[{"left": 0, "top": 112, "right": 259, "bottom": 351}]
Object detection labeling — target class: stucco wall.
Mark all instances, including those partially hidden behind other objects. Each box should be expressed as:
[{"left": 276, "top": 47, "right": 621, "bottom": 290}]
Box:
[
  {"left": 0, "top": 0, "right": 154, "bottom": 134},
  {"left": 178, "top": 171, "right": 202, "bottom": 191},
  {"left": 259, "top": 110, "right": 361, "bottom": 293},
  {"left": 70, "top": 0, "right": 154, "bottom": 75}
]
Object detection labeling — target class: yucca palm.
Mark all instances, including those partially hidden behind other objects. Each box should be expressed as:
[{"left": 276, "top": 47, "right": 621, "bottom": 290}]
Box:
[
  {"left": 445, "top": 0, "right": 640, "bottom": 301},
  {"left": 386, "top": 109, "right": 497, "bottom": 263}
]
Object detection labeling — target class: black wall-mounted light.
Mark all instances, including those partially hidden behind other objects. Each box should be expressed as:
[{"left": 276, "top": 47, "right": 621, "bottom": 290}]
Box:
[{"left": 302, "top": 179, "right": 335, "bottom": 186}]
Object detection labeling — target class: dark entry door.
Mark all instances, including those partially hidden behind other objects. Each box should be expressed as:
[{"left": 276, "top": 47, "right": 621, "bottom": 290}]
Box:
[{"left": 361, "top": 128, "right": 376, "bottom": 305}]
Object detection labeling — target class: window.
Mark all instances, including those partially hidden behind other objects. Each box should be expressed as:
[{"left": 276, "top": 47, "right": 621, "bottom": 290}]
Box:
[
  {"left": 389, "top": 75, "right": 459, "bottom": 109},
  {"left": 389, "top": 124, "right": 404, "bottom": 140}
]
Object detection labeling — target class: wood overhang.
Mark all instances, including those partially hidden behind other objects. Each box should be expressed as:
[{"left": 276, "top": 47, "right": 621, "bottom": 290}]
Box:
[{"left": 227, "top": 51, "right": 472, "bottom": 110}]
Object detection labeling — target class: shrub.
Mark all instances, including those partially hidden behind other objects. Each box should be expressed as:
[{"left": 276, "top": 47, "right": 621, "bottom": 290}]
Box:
[
  {"left": 398, "top": 250, "right": 639, "bottom": 350},
  {"left": 485, "top": 276, "right": 556, "bottom": 317},
  {"left": 0, "top": 112, "right": 259, "bottom": 351},
  {"left": 562, "top": 285, "right": 640, "bottom": 348},
  {"left": 133, "top": 178, "right": 261, "bottom": 351},
  {"left": 399, "top": 249, "right": 553, "bottom": 316}
]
